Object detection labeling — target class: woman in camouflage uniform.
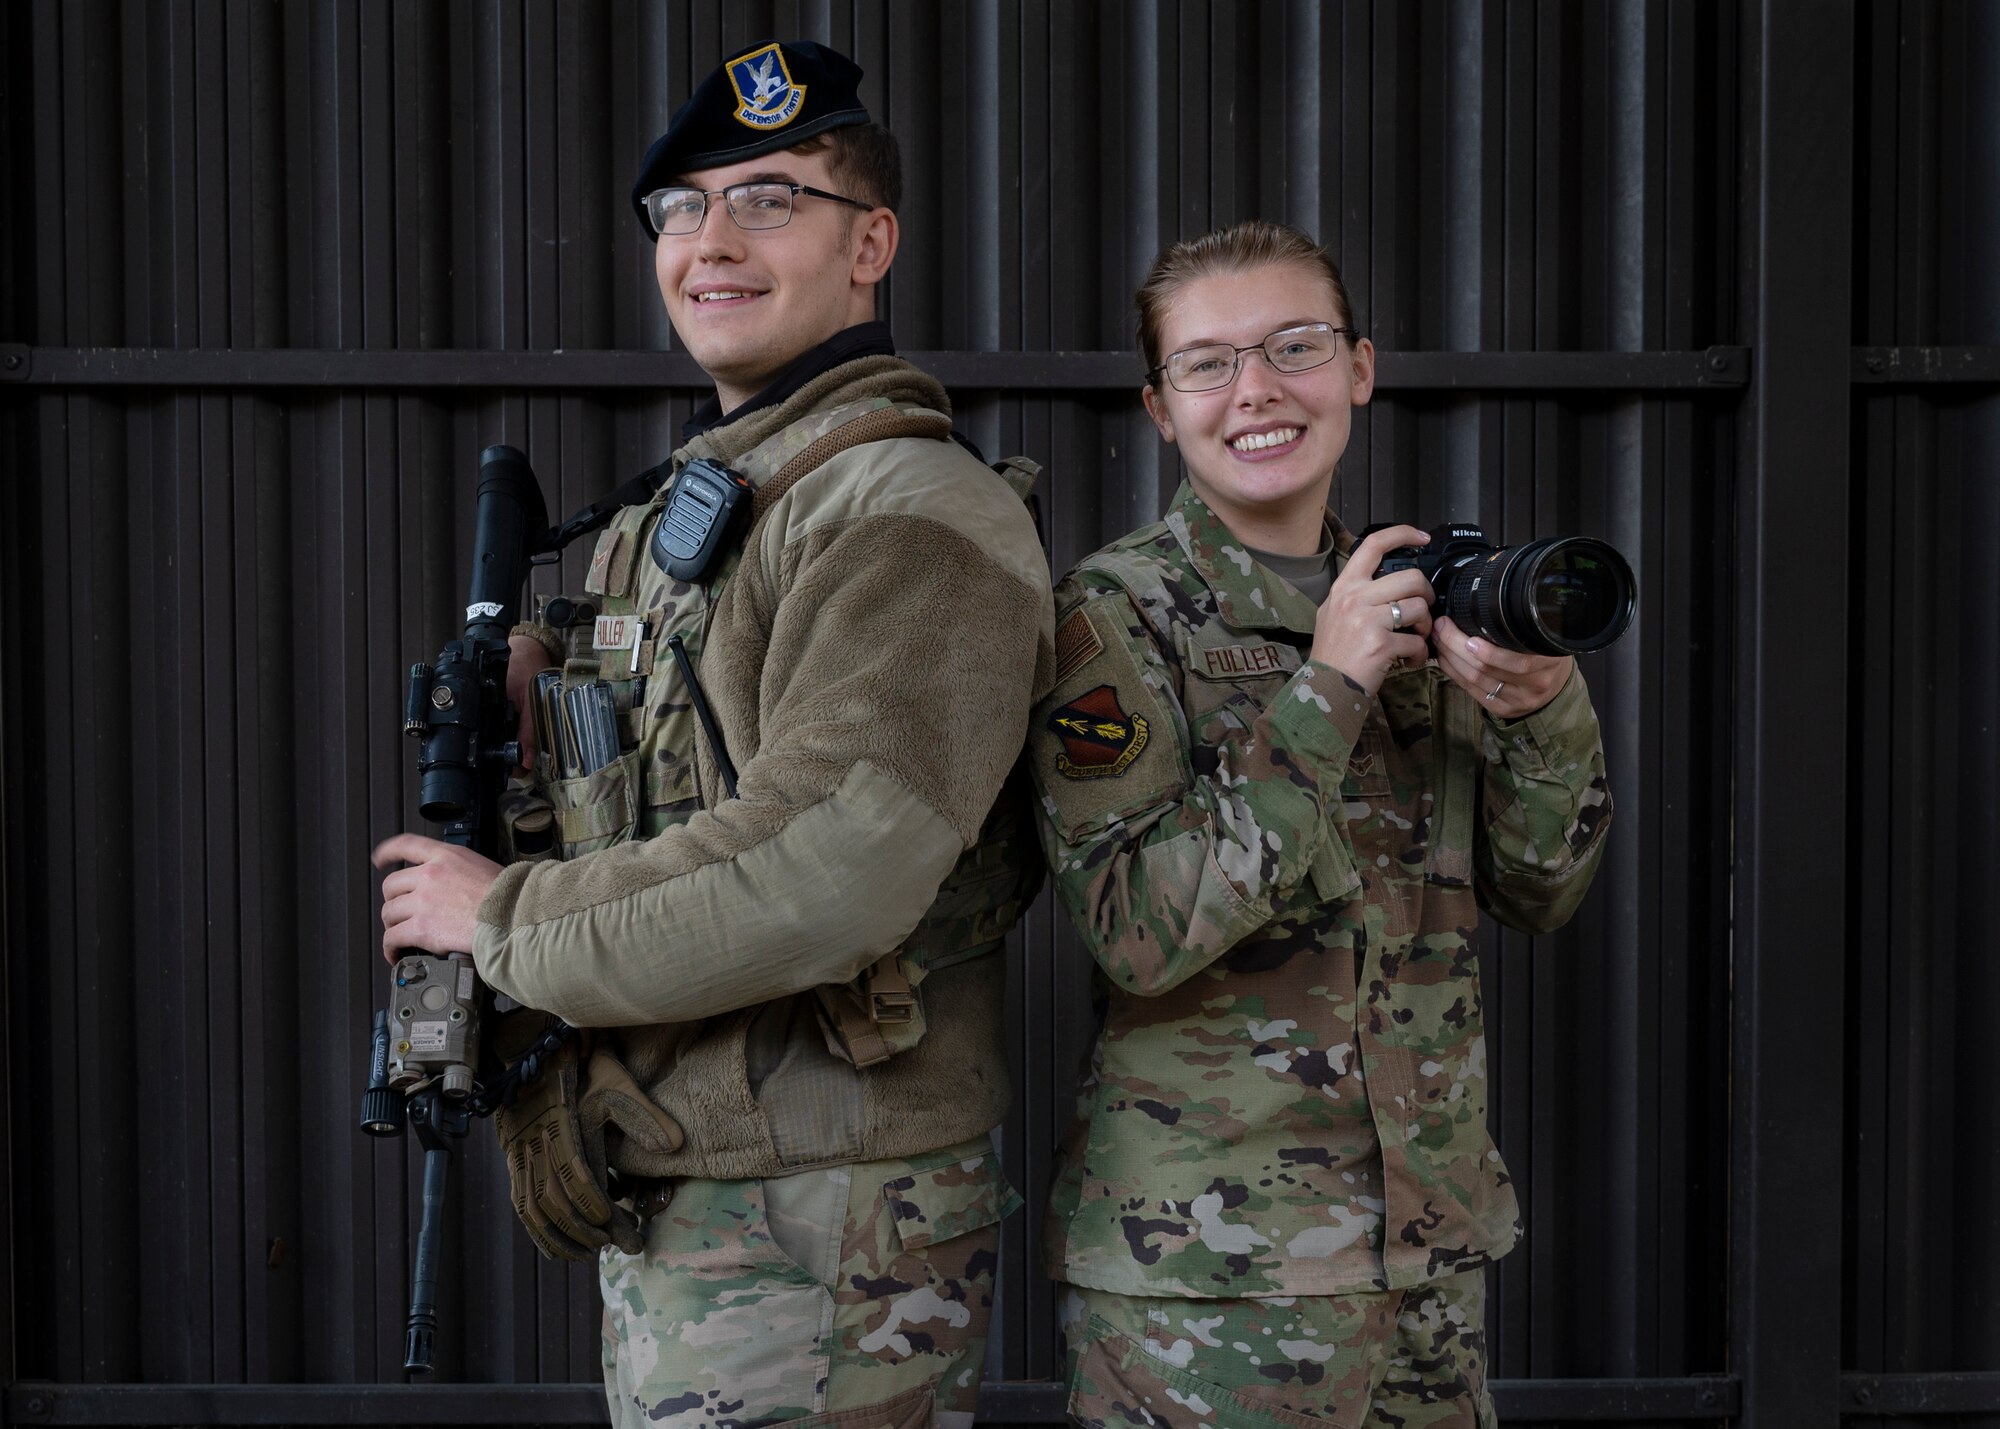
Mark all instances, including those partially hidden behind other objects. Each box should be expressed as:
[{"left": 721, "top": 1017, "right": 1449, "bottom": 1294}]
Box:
[{"left": 1028, "top": 221, "right": 1614, "bottom": 1427}]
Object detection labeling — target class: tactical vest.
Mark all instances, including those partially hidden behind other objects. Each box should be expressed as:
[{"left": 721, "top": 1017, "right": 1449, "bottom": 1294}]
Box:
[{"left": 501, "top": 394, "right": 1043, "bottom": 1070}]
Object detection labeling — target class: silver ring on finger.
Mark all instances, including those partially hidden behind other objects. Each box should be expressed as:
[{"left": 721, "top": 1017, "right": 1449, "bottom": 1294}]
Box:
[
  {"left": 1484, "top": 680, "right": 1505, "bottom": 702},
  {"left": 1388, "top": 601, "right": 1404, "bottom": 629}
]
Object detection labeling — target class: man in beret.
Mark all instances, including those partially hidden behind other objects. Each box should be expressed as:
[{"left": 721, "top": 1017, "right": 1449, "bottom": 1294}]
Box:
[{"left": 375, "top": 38, "right": 1053, "bottom": 1429}]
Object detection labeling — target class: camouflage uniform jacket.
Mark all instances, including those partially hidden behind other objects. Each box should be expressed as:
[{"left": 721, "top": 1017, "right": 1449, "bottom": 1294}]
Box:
[
  {"left": 472, "top": 356, "right": 1056, "bottom": 1181},
  {"left": 1029, "top": 481, "right": 1612, "bottom": 1297}
]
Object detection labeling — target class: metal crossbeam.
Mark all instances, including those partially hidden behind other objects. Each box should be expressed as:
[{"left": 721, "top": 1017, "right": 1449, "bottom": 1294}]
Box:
[
  {"left": 0, "top": 344, "right": 1753, "bottom": 392},
  {"left": 1852, "top": 346, "right": 2000, "bottom": 384},
  {"left": 4, "top": 1377, "right": 1746, "bottom": 1425},
  {"left": 1843, "top": 1373, "right": 2000, "bottom": 1416}
]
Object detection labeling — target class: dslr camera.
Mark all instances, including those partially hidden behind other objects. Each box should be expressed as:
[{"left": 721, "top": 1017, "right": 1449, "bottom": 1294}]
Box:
[{"left": 1370, "top": 522, "right": 1637, "bottom": 656}]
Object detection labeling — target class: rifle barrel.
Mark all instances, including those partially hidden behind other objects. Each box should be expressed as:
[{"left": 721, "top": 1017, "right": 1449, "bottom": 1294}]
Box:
[{"left": 403, "top": 1125, "right": 453, "bottom": 1373}]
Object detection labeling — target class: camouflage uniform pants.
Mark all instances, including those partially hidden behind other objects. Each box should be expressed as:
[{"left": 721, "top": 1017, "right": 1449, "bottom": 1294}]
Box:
[
  {"left": 600, "top": 1136, "right": 1013, "bottom": 1428},
  {"left": 1059, "top": 1271, "right": 1495, "bottom": 1429}
]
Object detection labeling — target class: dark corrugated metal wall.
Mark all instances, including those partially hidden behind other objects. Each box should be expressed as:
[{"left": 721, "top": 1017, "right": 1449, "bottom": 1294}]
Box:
[
  {"left": 0, "top": 1, "right": 1992, "bottom": 1423},
  {"left": 1848, "top": 0, "right": 2000, "bottom": 1412}
]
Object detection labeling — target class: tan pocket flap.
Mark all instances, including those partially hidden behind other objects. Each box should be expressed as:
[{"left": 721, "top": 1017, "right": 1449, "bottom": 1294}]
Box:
[
  {"left": 881, "top": 1154, "right": 1022, "bottom": 1251},
  {"left": 544, "top": 749, "right": 642, "bottom": 856},
  {"left": 1069, "top": 1315, "right": 1353, "bottom": 1429}
]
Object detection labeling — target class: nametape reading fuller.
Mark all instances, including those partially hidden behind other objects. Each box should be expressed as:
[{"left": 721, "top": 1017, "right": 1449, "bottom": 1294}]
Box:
[
  {"left": 595, "top": 614, "right": 642, "bottom": 651},
  {"left": 1193, "top": 641, "right": 1292, "bottom": 679}
]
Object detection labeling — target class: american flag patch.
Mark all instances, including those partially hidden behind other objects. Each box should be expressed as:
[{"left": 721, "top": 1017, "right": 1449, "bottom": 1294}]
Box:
[{"left": 1055, "top": 607, "right": 1103, "bottom": 683}]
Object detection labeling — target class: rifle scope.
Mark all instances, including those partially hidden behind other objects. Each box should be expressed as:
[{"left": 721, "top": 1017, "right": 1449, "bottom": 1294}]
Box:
[{"left": 413, "top": 446, "right": 550, "bottom": 827}]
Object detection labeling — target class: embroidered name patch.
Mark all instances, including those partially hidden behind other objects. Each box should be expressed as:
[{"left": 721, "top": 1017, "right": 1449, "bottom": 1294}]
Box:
[
  {"left": 729, "top": 43, "right": 806, "bottom": 130},
  {"left": 1047, "top": 685, "right": 1149, "bottom": 780},
  {"left": 593, "top": 614, "right": 639, "bottom": 652},
  {"left": 1193, "top": 641, "right": 1290, "bottom": 679}
]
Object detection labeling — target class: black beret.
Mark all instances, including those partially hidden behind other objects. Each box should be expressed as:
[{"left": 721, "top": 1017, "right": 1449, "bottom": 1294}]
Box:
[{"left": 630, "top": 40, "right": 871, "bottom": 238}]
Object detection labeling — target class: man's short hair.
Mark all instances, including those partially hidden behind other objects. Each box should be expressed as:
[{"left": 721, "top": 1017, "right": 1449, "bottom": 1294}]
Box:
[{"left": 785, "top": 121, "right": 902, "bottom": 214}]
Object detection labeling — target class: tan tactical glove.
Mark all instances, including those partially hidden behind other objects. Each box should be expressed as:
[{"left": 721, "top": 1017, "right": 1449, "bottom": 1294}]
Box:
[{"left": 491, "top": 1015, "right": 684, "bottom": 1262}]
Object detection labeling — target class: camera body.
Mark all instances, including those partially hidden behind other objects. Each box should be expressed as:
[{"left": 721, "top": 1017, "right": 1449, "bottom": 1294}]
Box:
[
  {"left": 1376, "top": 522, "right": 1495, "bottom": 592},
  {"left": 1370, "top": 521, "right": 1637, "bottom": 657}
]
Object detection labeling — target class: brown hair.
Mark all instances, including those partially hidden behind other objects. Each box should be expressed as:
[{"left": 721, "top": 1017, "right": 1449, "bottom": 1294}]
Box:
[
  {"left": 1134, "top": 220, "right": 1358, "bottom": 374},
  {"left": 788, "top": 122, "right": 903, "bottom": 213}
]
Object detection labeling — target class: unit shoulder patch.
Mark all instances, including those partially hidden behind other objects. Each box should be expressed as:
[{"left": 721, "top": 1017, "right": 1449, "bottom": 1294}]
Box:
[
  {"left": 1047, "top": 685, "right": 1150, "bottom": 780},
  {"left": 1030, "top": 591, "right": 1189, "bottom": 843}
]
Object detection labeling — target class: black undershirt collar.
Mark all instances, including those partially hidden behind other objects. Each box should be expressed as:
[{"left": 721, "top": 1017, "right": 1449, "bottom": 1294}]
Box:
[{"left": 681, "top": 320, "right": 898, "bottom": 442}]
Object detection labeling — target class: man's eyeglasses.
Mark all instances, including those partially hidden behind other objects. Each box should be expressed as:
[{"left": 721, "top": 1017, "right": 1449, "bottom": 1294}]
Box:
[
  {"left": 641, "top": 181, "right": 875, "bottom": 237},
  {"left": 1148, "top": 323, "right": 1360, "bottom": 393}
]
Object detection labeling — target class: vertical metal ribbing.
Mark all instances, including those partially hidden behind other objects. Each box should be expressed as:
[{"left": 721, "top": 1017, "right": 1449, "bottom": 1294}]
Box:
[
  {"left": 1173, "top": 2, "right": 1209, "bottom": 246},
  {"left": 1520, "top": 0, "right": 1575, "bottom": 1379},
  {"left": 295, "top": 0, "right": 382, "bottom": 1383},
  {"left": 1645, "top": 0, "right": 1690, "bottom": 1383},
  {"left": 59, "top": 0, "right": 141, "bottom": 1386},
  {"left": 19, "top": 0, "right": 67, "bottom": 1386},
  {"left": 186, "top": 0, "right": 248, "bottom": 1376},
  {"left": 1488, "top": 0, "right": 1538, "bottom": 1377},
  {"left": 554, "top": 0, "right": 614, "bottom": 649},
  {"left": 1847, "top": 0, "right": 1898, "bottom": 1387},
  {"left": 1847, "top": 0, "right": 2000, "bottom": 1391},
  {"left": 886, "top": 0, "right": 943, "bottom": 347},
  {"left": 228, "top": 0, "right": 306, "bottom": 1382},
  {"left": 0, "top": 0, "right": 31, "bottom": 1390},
  {"left": 193, "top": 0, "right": 245, "bottom": 1382},
  {"left": 125, "top": 0, "right": 173, "bottom": 1380},
  {"left": 624, "top": 1, "right": 682, "bottom": 511},
  {"left": 1440, "top": 0, "right": 1487, "bottom": 517},
  {"left": 1283, "top": 0, "right": 1325, "bottom": 232},
  {"left": 1888, "top": 0, "right": 1945, "bottom": 1387},
  {"left": 966, "top": 0, "right": 1003, "bottom": 353},
  {"left": 1731, "top": 0, "right": 1853, "bottom": 1422},
  {"left": 1954, "top": 0, "right": 2000, "bottom": 1377},
  {"left": 957, "top": 0, "right": 1006, "bottom": 465},
  {"left": 1595, "top": 0, "right": 1655, "bottom": 1378},
  {"left": 1333, "top": 2, "right": 1372, "bottom": 521},
  {"left": 1359, "top": 0, "right": 1415, "bottom": 522},
  {"left": 1848, "top": 0, "right": 1949, "bottom": 1389},
  {"left": 1118, "top": 0, "right": 1167, "bottom": 528}
]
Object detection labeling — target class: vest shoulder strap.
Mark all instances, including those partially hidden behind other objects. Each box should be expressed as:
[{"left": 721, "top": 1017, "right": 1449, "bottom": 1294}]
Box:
[{"left": 748, "top": 407, "right": 953, "bottom": 527}]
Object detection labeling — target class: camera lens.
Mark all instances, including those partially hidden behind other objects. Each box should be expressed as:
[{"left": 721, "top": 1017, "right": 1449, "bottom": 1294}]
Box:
[{"left": 1442, "top": 537, "right": 1636, "bottom": 656}]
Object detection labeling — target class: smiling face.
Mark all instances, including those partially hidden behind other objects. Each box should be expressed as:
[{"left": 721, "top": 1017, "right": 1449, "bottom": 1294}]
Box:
[
  {"left": 1141, "top": 261, "right": 1375, "bottom": 553},
  {"left": 653, "top": 148, "right": 897, "bottom": 412}
]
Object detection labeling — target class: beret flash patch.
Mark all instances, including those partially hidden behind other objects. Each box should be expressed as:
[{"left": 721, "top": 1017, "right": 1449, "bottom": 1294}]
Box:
[
  {"left": 729, "top": 43, "right": 806, "bottom": 130},
  {"left": 1047, "top": 685, "right": 1149, "bottom": 780}
]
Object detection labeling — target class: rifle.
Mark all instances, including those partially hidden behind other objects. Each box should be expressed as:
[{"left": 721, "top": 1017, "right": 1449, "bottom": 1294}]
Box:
[{"left": 358, "top": 444, "right": 575, "bottom": 1374}]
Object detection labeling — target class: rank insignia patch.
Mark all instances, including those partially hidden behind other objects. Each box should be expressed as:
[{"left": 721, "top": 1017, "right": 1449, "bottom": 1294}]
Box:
[
  {"left": 728, "top": 43, "right": 807, "bottom": 131},
  {"left": 1047, "top": 685, "right": 1150, "bottom": 780}
]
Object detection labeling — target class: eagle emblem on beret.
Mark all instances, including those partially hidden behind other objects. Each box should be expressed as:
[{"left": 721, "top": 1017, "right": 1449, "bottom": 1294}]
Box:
[
  {"left": 1048, "top": 685, "right": 1150, "bottom": 780},
  {"left": 729, "top": 43, "right": 806, "bottom": 131}
]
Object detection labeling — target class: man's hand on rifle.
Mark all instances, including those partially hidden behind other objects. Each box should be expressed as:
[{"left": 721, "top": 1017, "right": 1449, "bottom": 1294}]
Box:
[
  {"left": 508, "top": 634, "right": 556, "bottom": 772},
  {"left": 374, "top": 834, "right": 504, "bottom": 962}
]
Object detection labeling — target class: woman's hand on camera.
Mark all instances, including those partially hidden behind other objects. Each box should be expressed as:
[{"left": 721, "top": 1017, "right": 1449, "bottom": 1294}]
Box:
[
  {"left": 1432, "top": 616, "right": 1572, "bottom": 719},
  {"left": 1312, "top": 525, "right": 1436, "bottom": 697}
]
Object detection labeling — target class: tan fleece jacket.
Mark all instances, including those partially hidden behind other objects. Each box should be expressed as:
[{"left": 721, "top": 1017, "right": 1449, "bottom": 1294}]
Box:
[{"left": 470, "top": 360, "right": 1057, "bottom": 1176}]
